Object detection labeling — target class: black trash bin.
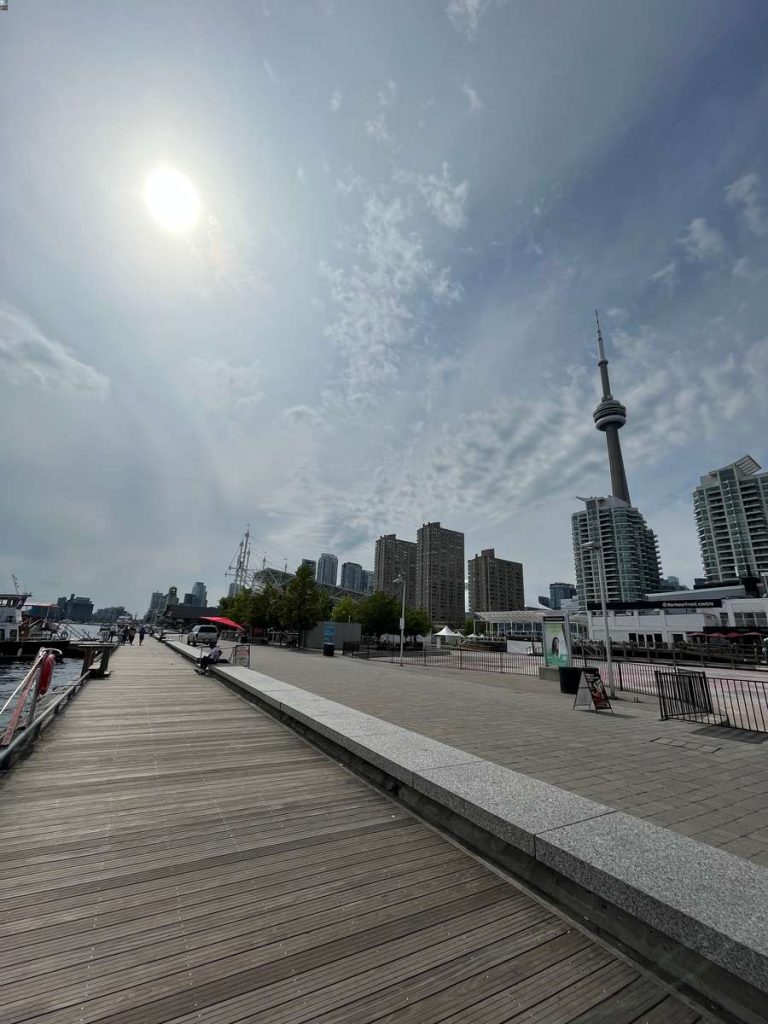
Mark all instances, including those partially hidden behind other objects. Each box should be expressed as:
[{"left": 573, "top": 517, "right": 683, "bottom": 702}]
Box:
[
  {"left": 558, "top": 666, "right": 581, "bottom": 694},
  {"left": 322, "top": 642, "right": 335, "bottom": 657}
]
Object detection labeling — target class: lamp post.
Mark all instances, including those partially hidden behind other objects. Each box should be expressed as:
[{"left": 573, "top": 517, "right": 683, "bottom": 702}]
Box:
[
  {"left": 582, "top": 540, "right": 615, "bottom": 698},
  {"left": 392, "top": 576, "right": 406, "bottom": 667}
]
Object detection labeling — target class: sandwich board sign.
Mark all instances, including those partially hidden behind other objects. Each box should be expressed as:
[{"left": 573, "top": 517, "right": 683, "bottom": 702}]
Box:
[{"left": 574, "top": 668, "right": 613, "bottom": 713}]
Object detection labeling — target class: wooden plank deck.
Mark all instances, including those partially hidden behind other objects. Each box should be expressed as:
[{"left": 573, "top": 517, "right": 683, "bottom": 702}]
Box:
[{"left": 0, "top": 643, "right": 707, "bottom": 1024}]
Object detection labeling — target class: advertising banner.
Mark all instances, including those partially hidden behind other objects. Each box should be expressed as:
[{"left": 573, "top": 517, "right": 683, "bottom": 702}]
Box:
[{"left": 543, "top": 616, "right": 569, "bottom": 667}]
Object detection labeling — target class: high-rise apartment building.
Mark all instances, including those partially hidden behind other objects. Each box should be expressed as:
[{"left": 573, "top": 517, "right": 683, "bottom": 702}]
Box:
[
  {"left": 191, "top": 582, "right": 207, "bottom": 607},
  {"left": 374, "top": 534, "right": 417, "bottom": 606},
  {"left": 416, "top": 522, "right": 465, "bottom": 627},
  {"left": 693, "top": 455, "right": 768, "bottom": 582},
  {"left": 572, "top": 316, "right": 663, "bottom": 608},
  {"left": 361, "top": 569, "right": 375, "bottom": 595},
  {"left": 549, "top": 582, "right": 576, "bottom": 610},
  {"left": 467, "top": 549, "right": 524, "bottom": 613},
  {"left": 340, "top": 562, "right": 364, "bottom": 592},
  {"left": 146, "top": 591, "right": 164, "bottom": 618},
  {"left": 301, "top": 558, "right": 317, "bottom": 577},
  {"left": 316, "top": 553, "right": 338, "bottom": 587},
  {"left": 572, "top": 497, "right": 661, "bottom": 606}
]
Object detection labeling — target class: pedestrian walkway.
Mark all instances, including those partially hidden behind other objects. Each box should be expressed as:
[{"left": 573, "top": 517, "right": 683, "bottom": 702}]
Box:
[
  {"left": 0, "top": 643, "right": 706, "bottom": 1023},
  {"left": 226, "top": 644, "right": 768, "bottom": 867}
]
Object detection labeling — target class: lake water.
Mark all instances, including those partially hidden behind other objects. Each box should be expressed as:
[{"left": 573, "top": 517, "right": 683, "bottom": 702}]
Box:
[{"left": 0, "top": 622, "right": 108, "bottom": 731}]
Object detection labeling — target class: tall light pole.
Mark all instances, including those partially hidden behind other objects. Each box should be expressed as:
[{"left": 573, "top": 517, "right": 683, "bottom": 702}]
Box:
[
  {"left": 582, "top": 540, "right": 615, "bottom": 697},
  {"left": 392, "top": 576, "right": 406, "bottom": 667}
]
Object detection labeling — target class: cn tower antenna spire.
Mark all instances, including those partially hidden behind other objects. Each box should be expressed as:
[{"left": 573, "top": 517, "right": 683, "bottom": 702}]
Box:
[
  {"left": 592, "top": 312, "right": 631, "bottom": 505},
  {"left": 596, "top": 309, "right": 606, "bottom": 362},
  {"left": 595, "top": 309, "right": 612, "bottom": 398}
]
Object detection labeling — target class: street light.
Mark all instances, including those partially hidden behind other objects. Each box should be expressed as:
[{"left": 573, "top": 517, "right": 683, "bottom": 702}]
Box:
[
  {"left": 581, "top": 540, "right": 615, "bottom": 697},
  {"left": 392, "top": 576, "right": 406, "bottom": 667}
]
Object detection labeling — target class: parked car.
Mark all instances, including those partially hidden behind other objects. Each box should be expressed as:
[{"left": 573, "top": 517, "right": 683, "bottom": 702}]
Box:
[{"left": 187, "top": 624, "right": 219, "bottom": 646}]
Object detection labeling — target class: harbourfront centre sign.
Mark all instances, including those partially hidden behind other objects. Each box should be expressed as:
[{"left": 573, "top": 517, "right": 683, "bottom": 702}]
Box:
[{"left": 586, "top": 598, "right": 723, "bottom": 611}]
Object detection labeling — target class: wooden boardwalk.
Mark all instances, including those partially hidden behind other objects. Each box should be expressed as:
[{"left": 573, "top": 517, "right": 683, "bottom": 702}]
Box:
[{"left": 0, "top": 643, "right": 706, "bottom": 1024}]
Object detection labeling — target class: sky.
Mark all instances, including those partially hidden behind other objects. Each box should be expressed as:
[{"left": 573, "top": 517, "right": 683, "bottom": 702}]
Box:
[{"left": 2, "top": 0, "right": 768, "bottom": 615}]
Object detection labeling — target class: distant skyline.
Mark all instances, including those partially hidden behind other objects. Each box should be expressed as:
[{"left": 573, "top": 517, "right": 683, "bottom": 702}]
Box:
[{"left": 3, "top": 1, "right": 768, "bottom": 612}]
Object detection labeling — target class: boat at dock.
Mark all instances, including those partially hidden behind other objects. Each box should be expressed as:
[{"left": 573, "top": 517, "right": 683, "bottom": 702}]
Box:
[{"left": 0, "top": 594, "right": 101, "bottom": 660}]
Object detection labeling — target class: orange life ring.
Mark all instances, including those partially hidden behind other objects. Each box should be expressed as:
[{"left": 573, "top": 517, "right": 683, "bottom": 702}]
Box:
[{"left": 38, "top": 653, "right": 55, "bottom": 696}]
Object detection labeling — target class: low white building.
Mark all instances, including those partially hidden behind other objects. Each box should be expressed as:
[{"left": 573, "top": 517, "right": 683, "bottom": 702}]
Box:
[
  {"left": 473, "top": 609, "right": 589, "bottom": 642},
  {"left": 586, "top": 585, "right": 768, "bottom": 646}
]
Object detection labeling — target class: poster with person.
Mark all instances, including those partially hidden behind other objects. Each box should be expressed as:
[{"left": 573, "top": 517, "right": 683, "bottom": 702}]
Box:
[{"left": 543, "top": 616, "right": 569, "bottom": 667}]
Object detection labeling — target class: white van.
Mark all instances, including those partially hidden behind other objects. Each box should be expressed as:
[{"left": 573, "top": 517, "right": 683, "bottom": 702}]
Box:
[{"left": 187, "top": 624, "right": 219, "bottom": 646}]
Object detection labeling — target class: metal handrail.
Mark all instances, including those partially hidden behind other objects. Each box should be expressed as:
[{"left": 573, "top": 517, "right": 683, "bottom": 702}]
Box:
[
  {"left": 0, "top": 648, "right": 50, "bottom": 743},
  {"left": 0, "top": 654, "right": 44, "bottom": 719},
  {"left": 0, "top": 645, "right": 108, "bottom": 772}
]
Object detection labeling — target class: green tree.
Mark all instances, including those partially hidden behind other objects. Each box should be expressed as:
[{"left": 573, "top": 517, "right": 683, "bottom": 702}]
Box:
[
  {"left": 332, "top": 596, "right": 361, "bottom": 623},
  {"left": 464, "top": 617, "right": 475, "bottom": 635},
  {"left": 220, "top": 589, "right": 256, "bottom": 629},
  {"left": 405, "top": 607, "right": 431, "bottom": 641},
  {"left": 315, "top": 589, "right": 333, "bottom": 623},
  {"left": 359, "top": 591, "right": 400, "bottom": 639},
  {"left": 282, "top": 564, "right": 322, "bottom": 642},
  {"left": 250, "top": 581, "right": 284, "bottom": 631}
]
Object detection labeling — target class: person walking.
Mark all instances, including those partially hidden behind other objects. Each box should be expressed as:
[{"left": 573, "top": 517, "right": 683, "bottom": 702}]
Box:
[
  {"left": 120, "top": 627, "right": 129, "bottom": 645},
  {"left": 138, "top": 624, "right": 146, "bottom": 646},
  {"left": 129, "top": 626, "right": 136, "bottom": 646}
]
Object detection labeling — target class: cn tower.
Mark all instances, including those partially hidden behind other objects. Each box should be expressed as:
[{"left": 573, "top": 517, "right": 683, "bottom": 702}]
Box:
[{"left": 593, "top": 311, "right": 631, "bottom": 505}]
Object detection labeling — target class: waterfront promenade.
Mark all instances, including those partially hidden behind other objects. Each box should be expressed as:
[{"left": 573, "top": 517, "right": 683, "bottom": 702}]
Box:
[
  {"left": 213, "top": 644, "right": 768, "bottom": 867},
  {"left": 0, "top": 643, "right": 706, "bottom": 1024}
]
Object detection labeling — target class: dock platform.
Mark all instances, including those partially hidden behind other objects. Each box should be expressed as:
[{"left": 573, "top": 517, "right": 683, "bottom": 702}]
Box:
[{"left": 0, "top": 643, "right": 706, "bottom": 1023}]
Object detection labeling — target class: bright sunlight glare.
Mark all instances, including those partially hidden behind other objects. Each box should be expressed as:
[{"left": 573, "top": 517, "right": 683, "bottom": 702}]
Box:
[{"left": 143, "top": 166, "right": 201, "bottom": 234}]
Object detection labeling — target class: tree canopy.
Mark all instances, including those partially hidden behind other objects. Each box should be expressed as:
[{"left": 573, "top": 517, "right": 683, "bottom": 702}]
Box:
[
  {"left": 282, "top": 563, "right": 324, "bottom": 635},
  {"left": 331, "top": 596, "right": 361, "bottom": 623}
]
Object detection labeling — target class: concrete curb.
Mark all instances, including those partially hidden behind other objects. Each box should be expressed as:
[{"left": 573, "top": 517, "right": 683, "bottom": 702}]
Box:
[{"left": 166, "top": 640, "right": 768, "bottom": 1022}]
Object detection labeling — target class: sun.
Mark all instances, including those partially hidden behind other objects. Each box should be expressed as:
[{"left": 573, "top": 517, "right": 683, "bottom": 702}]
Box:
[{"left": 143, "top": 166, "right": 201, "bottom": 234}]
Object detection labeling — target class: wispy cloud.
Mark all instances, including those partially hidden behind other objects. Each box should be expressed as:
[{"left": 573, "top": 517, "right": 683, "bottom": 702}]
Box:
[
  {"left": 678, "top": 217, "right": 725, "bottom": 261},
  {"left": 725, "top": 173, "right": 768, "bottom": 236},
  {"left": 462, "top": 79, "right": 482, "bottom": 113},
  {"left": 733, "top": 255, "right": 767, "bottom": 283},
  {"left": 398, "top": 162, "right": 470, "bottom": 228},
  {"left": 283, "top": 404, "right": 323, "bottom": 426},
  {"left": 364, "top": 111, "right": 394, "bottom": 144},
  {"left": 190, "top": 216, "right": 270, "bottom": 294},
  {"left": 330, "top": 89, "right": 342, "bottom": 112},
  {"left": 262, "top": 59, "right": 277, "bottom": 84},
  {"left": 447, "top": 0, "right": 497, "bottom": 38},
  {"left": 186, "top": 357, "right": 263, "bottom": 414},
  {"left": 0, "top": 304, "right": 109, "bottom": 399},
  {"left": 320, "top": 191, "right": 462, "bottom": 407},
  {"left": 650, "top": 260, "right": 678, "bottom": 294},
  {"left": 377, "top": 80, "right": 398, "bottom": 107}
]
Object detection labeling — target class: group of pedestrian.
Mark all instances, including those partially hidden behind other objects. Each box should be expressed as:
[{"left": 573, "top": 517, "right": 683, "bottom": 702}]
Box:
[{"left": 119, "top": 624, "right": 146, "bottom": 645}]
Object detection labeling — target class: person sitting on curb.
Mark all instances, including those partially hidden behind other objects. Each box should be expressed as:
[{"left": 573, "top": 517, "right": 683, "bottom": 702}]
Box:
[{"left": 199, "top": 641, "right": 223, "bottom": 675}]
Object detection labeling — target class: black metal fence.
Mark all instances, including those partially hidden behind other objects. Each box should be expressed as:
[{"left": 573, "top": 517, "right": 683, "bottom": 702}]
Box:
[
  {"left": 346, "top": 644, "right": 544, "bottom": 677},
  {"left": 345, "top": 644, "right": 767, "bottom": 720},
  {"left": 656, "top": 669, "right": 768, "bottom": 733}
]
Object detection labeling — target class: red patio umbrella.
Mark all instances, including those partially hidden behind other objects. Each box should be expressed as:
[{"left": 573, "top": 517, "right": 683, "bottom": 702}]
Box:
[{"left": 200, "top": 615, "right": 244, "bottom": 630}]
